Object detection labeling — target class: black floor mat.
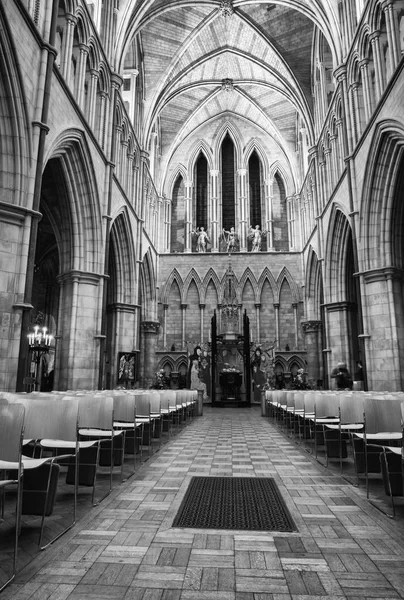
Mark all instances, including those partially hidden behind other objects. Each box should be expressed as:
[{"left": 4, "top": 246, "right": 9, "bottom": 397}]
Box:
[{"left": 172, "top": 476, "right": 297, "bottom": 531}]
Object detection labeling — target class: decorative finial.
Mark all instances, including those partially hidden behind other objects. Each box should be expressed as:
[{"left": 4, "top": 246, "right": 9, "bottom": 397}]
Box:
[{"left": 220, "top": 0, "right": 234, "bottom": 17}]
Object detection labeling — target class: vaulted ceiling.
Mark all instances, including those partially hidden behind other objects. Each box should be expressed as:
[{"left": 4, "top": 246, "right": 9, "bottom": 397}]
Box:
[{"left": 116, "top": 0, "right": 340, "bottom": 186}]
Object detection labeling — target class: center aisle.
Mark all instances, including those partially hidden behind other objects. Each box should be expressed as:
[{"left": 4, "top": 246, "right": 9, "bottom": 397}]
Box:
[{"left": 5, "top": 406, "right": 404, "bottom": 600}]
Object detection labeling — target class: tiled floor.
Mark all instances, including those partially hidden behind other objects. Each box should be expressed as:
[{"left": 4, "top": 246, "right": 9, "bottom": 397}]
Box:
[{"left": 2, "top": 405, "right": 404, "bottom": 599}]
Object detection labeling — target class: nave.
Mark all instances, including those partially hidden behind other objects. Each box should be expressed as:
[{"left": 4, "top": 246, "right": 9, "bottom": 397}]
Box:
[{"left": 2, "top": 406, "right": 404, "bottom": 600}]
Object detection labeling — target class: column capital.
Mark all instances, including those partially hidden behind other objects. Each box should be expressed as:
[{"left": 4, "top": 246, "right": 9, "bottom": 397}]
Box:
[
  {"left": 237, "top": 168, "right": 247, "bottom": 176},
  {"left": 210, "top": 169, "right": 219, "bottom": 176},
  {"left": 141, "top": 320, "right": 160, "bottom": 334},
  {"left": 301, "top": 320, "right": 322, "bottom": 333},
  {"left": 369, "top": 29, "right": 381, "bottom": 42},
  {"left": 181, "top": 303, "right": 188, "bottom": 309},
  {"left": 333, "top": 64, "right": 347, "bottom": 83}
]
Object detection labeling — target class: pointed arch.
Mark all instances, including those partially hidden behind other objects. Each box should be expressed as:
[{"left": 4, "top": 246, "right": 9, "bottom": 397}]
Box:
[
  {"left": 201, "top": 268, "right": 221, "bottom": 304},
  {"left": 269, "top": 161, "right": 294, "bottom": 197},
  {"left": 243, "top": 138, "right": 270, "bottom": 179},
  {"left": 276, "top": 267, "right": 300, "bottom": 304},
  {"left": 213, "top": 119, "right": 243, "bottom": 168},
  {"left": 182, "top": 268, "right": 202, "bottom": 304},
  {"left": 0, "top": 3, "right": 31, "bottom": 207},
  {"left": 305, "top": 246, "right": 323, "bottom": 318},
  {"left": 257, "top": 267, "right": 278, "bottom": 301},
  {"left": 324, "top": 205, "right": 353, "bottom": 303},
  {"left": 187, "top": 139, "right": 213, "bottom": 174},
  {"left": 140, "top": 248, "right": 157, "bottom": 312},
  {"left": 239, "top": 268, "right": 259, "bottom": 303},
  {"left": 360, "top": 120, "right": 404, "bottom": 272},
  {"left": 166, "top": 164, "right": 187, "bottom": 197},
  {"left": 109, "top": 209, "right": 137, "bottom": 305},
  {"left": 43, "top": 128, "right": 102, "bottom": 273},
  {"left": 162, "top": 269, "right": 184, "bottom": 305}
]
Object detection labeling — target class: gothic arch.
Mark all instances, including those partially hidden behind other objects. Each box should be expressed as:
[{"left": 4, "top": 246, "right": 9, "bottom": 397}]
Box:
[
  {"left": 239, "top": 268, "right": 259, "bottom": 303},
  {"left": 140, "top": 248, "right": 157, "bottom": 317},
  {"left": 182, "top": 269, "right": 202, "bottom": 304},
  {"left": 201, "top": 268, "right": 221, "bottom": 304},
  {"left": 187, "top": 140, "right": 214, "bottom": 174},
  {"left": 167, "top": 165, "right": 187, "bottom": 197},
  {"left": 324, "top": 205, "right": 353, "bottom": 303},
  {"left": 243, "top": 139, "right": 270, "bottom": 179},
  {"left": 276, "top": 267, "right": 300, "bottom": 304},
  {"left": 305, "top": 246, "right": 323, "bottom": 318},
  {"left": 162, "top": 269, "right": 184, "bottom": 305},
  {"left": 269, "top": 161, "right": 294, "bottom": 197},
  {"left": 43, "top": 129, "right": 102, "bottom": 273},
  {"left": 360, "top": 120, "right": 404, "bottom": 271},
  {"left": 0, "top": 4, "right": 31, "bottom": 207},
  {"left": 109, "top": 209, "right": 137, "bottom": 305},
  {"left": 213, "top": 120, "right": 243, "bottom": 168},
  {"left": 256, "top": 268, "right": 278, "bottom": 300}
]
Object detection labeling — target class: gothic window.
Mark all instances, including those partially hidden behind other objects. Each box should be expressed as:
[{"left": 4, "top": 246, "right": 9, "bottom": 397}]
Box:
[
  {"left": 273, "top": 173, "right": 289, "bottom": 251},
  {"left": 195, "top": 152, "right": 208, "bottom": 230},
  {"left": 221, "top": 134, "right": 235, "bottom": 230},
  {"left": 249, "top": 151, "right": 262, "bottom": 229},
  {"left": 170, "top": 176, "right": 185, "bottom": 253}
]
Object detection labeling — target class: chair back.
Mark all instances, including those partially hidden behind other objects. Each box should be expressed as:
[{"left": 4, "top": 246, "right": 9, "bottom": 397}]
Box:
[
  {"left": 135, "top": 393, "right": 151, "bottom": 418},
  {"left": 149, "top": 392, "right": 161, "bottom": 415},
  {"left": 0, "top": 402, "right": 25, "bottom": 462},
  {"left": 78, "top": 394, "right": 114, "bottom": 430},
  {"left": 339, "top": 392, "right": 364, "bottom": 424},
  {"left": 294, "top": 392, "right": 305, "bottom": 412},
  {"left": 113, "top": 392, "right": 136, "bottom": 422},
  {"left": 303, "top": 391, "right": 316, "bottom": 414},
  {"left": 314, "top": 392, "right": 338, "bottom": 418},
  {"left": 364, "top": 397, "right": 403, "bottom": 434}
]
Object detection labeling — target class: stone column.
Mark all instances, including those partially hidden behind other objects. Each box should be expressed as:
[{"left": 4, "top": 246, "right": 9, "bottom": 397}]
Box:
[
  {"left": 181, "top": 304, "right": 187, "bottom": 348},
  {"left": 369, "top": 31, "right": 385, "bottom": 100},
  {"left": 87, "top": 69, "right": 99, "bottom": 129},
  {"left": 302, "top": 320, "right": 323, "bottom": 385},
  {"left": 292, "top": 303, "right": 299, "bottom": 349},
  {"left": 130, "top": 69, "right": 139, "bottom": 124},
  {"left": 74, "top": 43, "right": 88, "bottom": 110},
  {"left": 210, "top": 169, "right": 219, "bottom": 252},
  {"left": 255, "top": 303, "right": 261, "bottom": 343},
  {"left": 162, "top": 304, "right": 168, "bottom": 348},
  {"left": 359, "top": 58, "right": 372, "bottom": 121},
  {"left": 200, "top": 304, "right": 205, "bottom": 343},
  {"left": 274, "top": 303, "right": 280, "bottom": 349},
  {"left": 382, "top": 0, "right": 400, "bottom": 72},
  {"left": 264, "top": 178, "right": 274, "bottom": 250},
  {"left": 60, "top": 13, "right": 77, "bottom": 83},
  {"left": 184, "top": 181, "right": 193, "bottom": 253},
  {"left": 334, "top": 65, "right": 354, "bottom": 156},
  {"left": 238, "top": 168, "right": 248, "bottom": 250},
  {"left": 140, "top": 320, "right": 160, "bottom": 388},
  {"left": 350, "top": 82, "right": 361, "bottom": 143}
]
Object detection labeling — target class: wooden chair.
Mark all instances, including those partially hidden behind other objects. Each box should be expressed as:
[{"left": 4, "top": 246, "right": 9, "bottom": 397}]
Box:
[{"left": 0, "top": 402, "right": 25, "bottom": 592}]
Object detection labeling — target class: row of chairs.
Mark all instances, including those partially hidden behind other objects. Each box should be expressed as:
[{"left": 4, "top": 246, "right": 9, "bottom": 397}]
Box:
[
  {"left": 265, "top": 389, "right": 404, "bottom": 516},
  {"left": 0, "top": 388, "right": 197, "bottom": 591}
]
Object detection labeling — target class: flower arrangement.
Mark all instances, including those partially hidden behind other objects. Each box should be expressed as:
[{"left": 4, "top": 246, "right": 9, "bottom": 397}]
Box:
[
  {"left": 289, "top": 368, "right": 310, "bottom": 390},
  {"left": 153, "top": 369, "right": 170, "bottom": 389}
]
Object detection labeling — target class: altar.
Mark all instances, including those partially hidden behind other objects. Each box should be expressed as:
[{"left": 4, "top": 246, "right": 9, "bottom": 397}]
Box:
[
  {"left": 210, "top": 260, "right": 251, "bottom": 407},
  {"left": 219, "top": 370, "right": 242, "bottom": 404}
]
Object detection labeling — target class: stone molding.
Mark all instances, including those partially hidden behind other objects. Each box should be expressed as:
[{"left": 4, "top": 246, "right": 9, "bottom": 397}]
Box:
[
  {"left": 141, "top": 320, "right": 160, "bottom": 334},
  {"left": 56, "top": 270, "right": 105, "bottom": 286}
]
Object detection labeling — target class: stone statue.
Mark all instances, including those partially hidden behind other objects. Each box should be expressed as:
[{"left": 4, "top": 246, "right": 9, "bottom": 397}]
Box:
[
  {"left": 248, "top": 225, "right": 266, "bottom": 252},
  {"left": 222, "top": 226, "right": 238, "bottom": 253},
  {"left": 192, "top": 226, "right": 210, "bottom": 252}
]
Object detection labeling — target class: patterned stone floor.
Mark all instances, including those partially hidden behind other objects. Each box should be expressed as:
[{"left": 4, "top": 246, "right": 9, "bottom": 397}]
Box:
[{"left": 2, "top": 405, "right": 404, "bottom": 599}]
